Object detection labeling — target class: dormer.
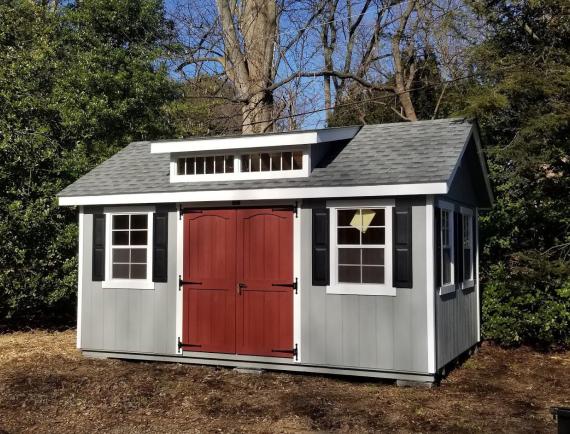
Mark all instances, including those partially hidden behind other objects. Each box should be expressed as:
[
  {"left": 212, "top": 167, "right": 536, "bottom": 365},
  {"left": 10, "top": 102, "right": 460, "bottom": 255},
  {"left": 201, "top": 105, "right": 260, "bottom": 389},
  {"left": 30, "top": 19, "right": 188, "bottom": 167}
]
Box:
[{"left": 149, "top": 126, "right": 361, "bottom": 183}]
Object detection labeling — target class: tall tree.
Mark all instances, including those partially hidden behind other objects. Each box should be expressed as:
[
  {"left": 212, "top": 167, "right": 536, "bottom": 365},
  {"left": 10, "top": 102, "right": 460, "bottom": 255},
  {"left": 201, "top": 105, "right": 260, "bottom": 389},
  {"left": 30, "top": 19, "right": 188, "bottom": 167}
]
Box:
[
  {"left": 164, "top": 76, "right": 243, "bottom": 137},
  {"left": 463, "top": 0, "right": 570, "bottom": 346},
  {"left": 216, "top": 0, "right": 278, "bottom": 133},
  {"left": 0, "top": 0, "right": 176, "bottom": 325},
  {"left": 173, "top": 0, "right": 472, "bottom": 131}
]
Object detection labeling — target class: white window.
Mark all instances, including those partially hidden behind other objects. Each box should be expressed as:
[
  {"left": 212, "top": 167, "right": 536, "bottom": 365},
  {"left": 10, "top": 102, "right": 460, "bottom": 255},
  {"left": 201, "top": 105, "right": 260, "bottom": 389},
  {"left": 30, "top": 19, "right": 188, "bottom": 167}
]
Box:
[
  {"left": 170, "top": 147, "right": 309, "bottom": 182},
  {"left": 439, "top": 202, "right": 455, "bottom": 295},
  {"left": 103, "top": 207, "right": 154, "bottom": 289},
  {"left": 461, "top": 207, "right": 474, "bottom": 288},
  {"left": 328, "top": 200, "right": 395, "bottom": 296}
]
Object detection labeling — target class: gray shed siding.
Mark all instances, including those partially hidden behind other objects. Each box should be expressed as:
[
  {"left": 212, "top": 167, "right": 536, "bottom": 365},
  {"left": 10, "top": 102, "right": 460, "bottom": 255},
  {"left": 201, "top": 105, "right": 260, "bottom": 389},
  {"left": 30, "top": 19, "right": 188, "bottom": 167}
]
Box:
[
  {"left": 433, "top": 197, "right": 480, "bottom": 369},
  {"left": 299, "top": 200, "right": 430, "bottom": 373},
  {"left": 79, "top": 200, "right": 432, "bottom": 373},
  {"left": 80, "top": 207, "right": 178, "bottom": 355},
  {"left": 435, "top": 287, "right": 478, "bottom": 368}
]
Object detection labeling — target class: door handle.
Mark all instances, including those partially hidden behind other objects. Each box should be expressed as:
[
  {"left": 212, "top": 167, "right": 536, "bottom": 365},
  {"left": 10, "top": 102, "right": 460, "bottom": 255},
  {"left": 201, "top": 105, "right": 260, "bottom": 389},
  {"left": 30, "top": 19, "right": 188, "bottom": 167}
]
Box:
[{"left": 237, "top": 282, "right": 247, "bottom": 295}]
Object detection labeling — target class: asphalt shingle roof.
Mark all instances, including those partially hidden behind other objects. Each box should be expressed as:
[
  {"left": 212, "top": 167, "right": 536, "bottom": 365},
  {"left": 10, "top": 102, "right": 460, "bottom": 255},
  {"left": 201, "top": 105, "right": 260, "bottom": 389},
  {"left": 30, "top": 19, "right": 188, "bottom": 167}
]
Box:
[{"left": 58, "top": 118, "right": 473, "bottom": 197}]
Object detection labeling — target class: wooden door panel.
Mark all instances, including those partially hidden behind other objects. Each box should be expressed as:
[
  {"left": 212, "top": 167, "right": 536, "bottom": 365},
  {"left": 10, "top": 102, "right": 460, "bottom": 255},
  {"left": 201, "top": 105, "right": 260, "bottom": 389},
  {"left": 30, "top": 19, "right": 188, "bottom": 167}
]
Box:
[
  {"left": 236, "top": 209, "right": 294, "bottom": 358},
  {"left": 238, "top": 290, "right": 293, "bottom": 357},
  {"left": 182, "top": 210, "right": 236, "bottom": 353},
  {"left": 240, "top": 211, "right": 292, "bottom": 285}
]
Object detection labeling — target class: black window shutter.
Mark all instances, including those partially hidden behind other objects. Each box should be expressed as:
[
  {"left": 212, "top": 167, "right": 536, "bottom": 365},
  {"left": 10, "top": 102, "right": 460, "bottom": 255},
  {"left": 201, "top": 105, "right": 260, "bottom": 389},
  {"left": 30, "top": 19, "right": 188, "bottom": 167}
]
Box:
[
  {"left": 454, "top": 211, "right": 463, "bottom": 286},
  {"left": 92, "top": 214, "right": 106, "bottom": 281},
  {"left": 312, "top": 208, "right": 330, "bottom": 286},
  {"left": 434, "top": 207, "right": 441, "bottom": 288},
  {"left": 393, "top": 206, "right": 413, "bottom": 288},
  {"left": 153, "top": 212, "right": 169, "bottom": 283}
]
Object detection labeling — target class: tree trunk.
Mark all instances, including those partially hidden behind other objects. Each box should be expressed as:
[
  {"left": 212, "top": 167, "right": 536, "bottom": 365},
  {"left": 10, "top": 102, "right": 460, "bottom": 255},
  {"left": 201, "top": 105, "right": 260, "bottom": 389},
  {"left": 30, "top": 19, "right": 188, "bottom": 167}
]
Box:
[
  {"left": 391, "top": 0, "right": 418, "bottom": 122},
  {"left": 242, "top": 90, "right": 274, "bottom": 134},
  {"left": 216, "top": 0, "right": 277, "bottom": 134}
]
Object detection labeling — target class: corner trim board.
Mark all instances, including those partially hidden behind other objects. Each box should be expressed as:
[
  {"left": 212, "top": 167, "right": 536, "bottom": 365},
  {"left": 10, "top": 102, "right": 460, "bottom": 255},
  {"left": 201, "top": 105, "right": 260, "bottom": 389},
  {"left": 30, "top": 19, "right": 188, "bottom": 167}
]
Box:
[
  {"left": 475, "top": 208, "right": 481, "bottom": 341},
  {"left": 77, "top": 207, "right": 84, "bottom": 349},
  {"left": 293, "top": 208, "right": 302, "bottom": 362},
  {"left": 426, "top": 195, "right": 436, "bottom": 373},
  {"left": 58, "top": 183, "right": 449, "bottom": 206},
  {"left": 176, "top": 209, "right": 183, "bottom": 354}
]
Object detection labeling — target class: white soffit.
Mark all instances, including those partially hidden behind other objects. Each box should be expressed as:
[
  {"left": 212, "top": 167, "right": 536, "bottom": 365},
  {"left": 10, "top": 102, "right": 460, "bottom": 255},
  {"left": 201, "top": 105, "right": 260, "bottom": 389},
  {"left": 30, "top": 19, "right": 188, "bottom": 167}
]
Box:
[{"left": 150, "top": 126, "right": 361, "bottom": 154}]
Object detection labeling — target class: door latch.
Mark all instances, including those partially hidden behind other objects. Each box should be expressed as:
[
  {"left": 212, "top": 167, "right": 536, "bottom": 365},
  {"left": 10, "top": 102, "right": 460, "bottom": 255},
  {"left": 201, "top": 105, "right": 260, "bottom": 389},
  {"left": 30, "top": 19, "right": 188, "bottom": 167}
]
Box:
[{"left": 237, "top": 282, "right": 247, "bottom": 295}]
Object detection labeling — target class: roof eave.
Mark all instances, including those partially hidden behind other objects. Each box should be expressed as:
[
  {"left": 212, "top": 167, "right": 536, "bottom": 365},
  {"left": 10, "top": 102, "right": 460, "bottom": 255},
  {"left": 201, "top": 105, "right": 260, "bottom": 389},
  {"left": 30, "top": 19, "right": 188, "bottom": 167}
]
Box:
[{"left": 58, "top": 182, "right": 449, "bottom": 206}]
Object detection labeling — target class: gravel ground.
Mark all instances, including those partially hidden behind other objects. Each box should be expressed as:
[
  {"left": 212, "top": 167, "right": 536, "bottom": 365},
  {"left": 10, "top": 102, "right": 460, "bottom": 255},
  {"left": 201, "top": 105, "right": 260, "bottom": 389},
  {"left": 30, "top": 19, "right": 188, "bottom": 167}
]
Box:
[{"left": 0, "top": 330, "right": 568, "bottom": 433}]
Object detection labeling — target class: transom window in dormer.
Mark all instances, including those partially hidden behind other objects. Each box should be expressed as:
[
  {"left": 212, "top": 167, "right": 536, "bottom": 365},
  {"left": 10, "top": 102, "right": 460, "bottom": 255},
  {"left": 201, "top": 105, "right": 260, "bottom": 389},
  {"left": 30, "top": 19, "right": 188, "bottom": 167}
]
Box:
[
  {"left": 240, "top": 151, "right": 303, "bottom": 172},
  {"left": 177, "top": 155, "right": 235, "bottom": 175},
  {"left": 172, "top": 148, "right": 307, "bottom": 182}
]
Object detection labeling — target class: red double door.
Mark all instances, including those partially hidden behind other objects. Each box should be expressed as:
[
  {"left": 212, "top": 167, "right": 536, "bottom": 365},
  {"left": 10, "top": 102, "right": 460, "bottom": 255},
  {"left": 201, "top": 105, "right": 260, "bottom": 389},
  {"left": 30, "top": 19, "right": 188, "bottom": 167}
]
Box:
[{"left": 181, "top": 208, "right": 294, "bottom": 358}]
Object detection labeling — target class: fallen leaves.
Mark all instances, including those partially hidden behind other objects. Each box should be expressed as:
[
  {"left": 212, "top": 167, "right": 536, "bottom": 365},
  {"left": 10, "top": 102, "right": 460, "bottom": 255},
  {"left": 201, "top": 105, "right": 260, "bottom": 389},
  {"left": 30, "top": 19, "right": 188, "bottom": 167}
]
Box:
[{"left": 0, "top": 330, "right": 568, "bottom": 433}]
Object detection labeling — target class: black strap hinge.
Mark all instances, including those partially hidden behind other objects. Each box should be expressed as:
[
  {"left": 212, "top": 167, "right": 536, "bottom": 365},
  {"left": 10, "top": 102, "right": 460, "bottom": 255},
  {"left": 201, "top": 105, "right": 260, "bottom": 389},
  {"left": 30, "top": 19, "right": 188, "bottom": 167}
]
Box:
[
  {"left": 179, "top": 207, "right": 203, "bottom": 220},
  {"left": 179, "top": 275, "right": 203, "bottom": 290},
  {"left": 272, "top": 202, "right": 298, "bottom": 217},
  {"left": 272, "top": 277, "right": 298, "bottom": 294},
  {"left": 178, "top": 337, "right": 202, "bottom": 350},
  {"left": 271, "top": 343, "right": 298, "bottom": 360}
]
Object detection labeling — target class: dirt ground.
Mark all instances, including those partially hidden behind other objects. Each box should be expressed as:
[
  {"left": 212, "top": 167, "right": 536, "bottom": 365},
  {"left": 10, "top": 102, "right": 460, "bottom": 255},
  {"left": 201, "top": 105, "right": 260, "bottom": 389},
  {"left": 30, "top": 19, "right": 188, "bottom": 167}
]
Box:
[{"left": 0, "top": 330, "right": 568, "bottom": 433}]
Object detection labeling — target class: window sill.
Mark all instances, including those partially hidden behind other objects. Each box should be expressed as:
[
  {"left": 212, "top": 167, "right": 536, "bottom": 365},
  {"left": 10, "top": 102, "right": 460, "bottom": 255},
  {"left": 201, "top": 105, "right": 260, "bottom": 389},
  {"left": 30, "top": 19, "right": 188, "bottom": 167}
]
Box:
[
  {"left": 461, "top": 280, "right": 475, "bottom": 291},
  {"left": 102, "top": 279, "right": 155, "bottom": 290},
  {"left": 439, "top": 283, "right": 456, "bottom": 295},
  {"left": 327, "top": 284, "right": 396, "bottom": 297}
]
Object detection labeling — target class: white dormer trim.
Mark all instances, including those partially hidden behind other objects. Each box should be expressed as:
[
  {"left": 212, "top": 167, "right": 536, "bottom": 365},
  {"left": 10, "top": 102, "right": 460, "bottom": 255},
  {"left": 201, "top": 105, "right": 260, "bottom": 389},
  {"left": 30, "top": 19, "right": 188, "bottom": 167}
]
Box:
[{"left": 150, "top": 126, "right": 360, "bottom": 154}]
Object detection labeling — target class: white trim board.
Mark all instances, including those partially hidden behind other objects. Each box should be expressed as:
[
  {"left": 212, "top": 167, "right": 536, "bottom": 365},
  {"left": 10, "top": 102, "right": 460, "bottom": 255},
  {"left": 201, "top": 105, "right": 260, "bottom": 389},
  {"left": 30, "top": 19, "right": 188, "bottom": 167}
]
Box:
[
  {"left": 425, "top": 196, "right": 436, "bottom": 373},
  {"left": 293, "top": 208, "right": 302, "bottom": 362},
  {"left": 176, "top": 211, "right": 183, "bottom": 354},
  {"left": 150, "top": 126, "right": 360, "bottom": 154},
  {"left": 77, "top": 207, "right": 84, "bottom": 349},
  {"left": 59, "top": 182, "right": 448, "bottom": 206}
]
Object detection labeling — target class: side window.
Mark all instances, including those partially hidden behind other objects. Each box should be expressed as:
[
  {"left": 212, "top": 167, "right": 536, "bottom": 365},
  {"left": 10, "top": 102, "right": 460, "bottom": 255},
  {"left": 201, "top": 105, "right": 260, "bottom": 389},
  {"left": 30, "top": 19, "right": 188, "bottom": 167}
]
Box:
[
  {"left": 111, "top": 214, "right": 149, "bottom": 280},
  {"left": 462, "top": 212, "right": 473, "bottom": 283},
  {"left": 336, "top": 208, "right": 386, "bottom": 285},
  {"left": 440, "top": 208, "right": 453, "bottom": 287}
]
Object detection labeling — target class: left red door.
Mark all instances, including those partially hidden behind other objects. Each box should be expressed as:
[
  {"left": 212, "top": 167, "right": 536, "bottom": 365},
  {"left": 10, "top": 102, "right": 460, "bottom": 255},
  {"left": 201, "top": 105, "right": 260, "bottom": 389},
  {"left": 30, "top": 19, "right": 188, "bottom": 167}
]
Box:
[{"left": 182, "top": 210, "right": 236, "bottom": 353}]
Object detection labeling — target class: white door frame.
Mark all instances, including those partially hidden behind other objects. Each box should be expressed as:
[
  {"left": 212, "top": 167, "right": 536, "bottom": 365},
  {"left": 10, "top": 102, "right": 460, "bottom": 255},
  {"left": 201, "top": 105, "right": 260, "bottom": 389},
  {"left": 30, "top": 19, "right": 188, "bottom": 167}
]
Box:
[{"left": 175, "top": 202, "right": 302, "bottom": 362}]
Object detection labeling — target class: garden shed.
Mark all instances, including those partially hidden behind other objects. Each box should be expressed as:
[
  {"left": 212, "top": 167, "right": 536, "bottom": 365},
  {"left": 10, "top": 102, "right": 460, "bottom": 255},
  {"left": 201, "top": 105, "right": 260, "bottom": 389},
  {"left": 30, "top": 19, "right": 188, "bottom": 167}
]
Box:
[{"left": 58, "top": 117, "right": 493, "bottom": 384}]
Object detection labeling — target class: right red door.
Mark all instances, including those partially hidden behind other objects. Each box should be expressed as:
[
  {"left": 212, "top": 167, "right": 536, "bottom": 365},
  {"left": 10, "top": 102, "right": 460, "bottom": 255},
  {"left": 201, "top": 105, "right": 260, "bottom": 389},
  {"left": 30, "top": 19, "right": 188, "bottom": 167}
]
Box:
[{"left": 236, "top": 209, "right": 294, "bottom": 358}]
